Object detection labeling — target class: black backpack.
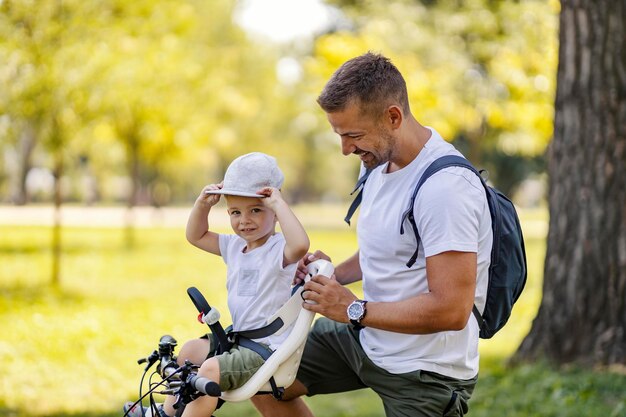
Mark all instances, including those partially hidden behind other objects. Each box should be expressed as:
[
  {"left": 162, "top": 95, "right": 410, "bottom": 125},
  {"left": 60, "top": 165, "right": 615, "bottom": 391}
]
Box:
[{"left": 345, "top": 155, "right": 527, "bottom": 339}]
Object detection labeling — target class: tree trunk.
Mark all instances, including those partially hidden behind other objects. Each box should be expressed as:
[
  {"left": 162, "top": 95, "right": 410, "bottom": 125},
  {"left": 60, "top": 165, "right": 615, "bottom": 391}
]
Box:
[
  {"left": 125, "top": 133, "right": 140, "bottom": 248},
  {"left": 51, "top": 150, "right": 63, "bottom": 287},
  {"left": 50, "top": 127, "right": 64, "bottom": 287},
  {"left": 11, "top": 123, "right": 37, "bottom": 205},
  {"left": 515, "top": 0, "right": 626, "bottom": 366}
]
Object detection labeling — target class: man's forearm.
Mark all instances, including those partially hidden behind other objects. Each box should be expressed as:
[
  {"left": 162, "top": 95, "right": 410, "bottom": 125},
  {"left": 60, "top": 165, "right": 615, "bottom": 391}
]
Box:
[
  {"left": 360, "top": 293, "right": 473, "bottom": 334},
  {"left": 334, "top": 251, "right": 362, "bottom": 285},
  {"left": 360, "top": 251, "right": 477, "bottom": 333}
]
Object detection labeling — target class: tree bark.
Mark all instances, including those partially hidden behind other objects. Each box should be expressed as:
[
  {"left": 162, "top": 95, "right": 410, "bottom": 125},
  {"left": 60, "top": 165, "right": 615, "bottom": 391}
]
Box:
[
  {"left": 125, "top": 132, "right": 140, "bottom": 249},
  {"left": 11, "top": 123, "right": 37, "bottom": 205},
  {"left": 51, "top": 144, "right": 63, "bottom": 287},
  {"left": 515, "top": 0, "right": 626, "bottom": 366}
]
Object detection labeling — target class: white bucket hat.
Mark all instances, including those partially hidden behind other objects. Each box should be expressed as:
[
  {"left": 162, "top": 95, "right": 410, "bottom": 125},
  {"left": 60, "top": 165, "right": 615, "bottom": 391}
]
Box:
[{"left": 205, "top": 152, "right": 284, "bottom": 198}]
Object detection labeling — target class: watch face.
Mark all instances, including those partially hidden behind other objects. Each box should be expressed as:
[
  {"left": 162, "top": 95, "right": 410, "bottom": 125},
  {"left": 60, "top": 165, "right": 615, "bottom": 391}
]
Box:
[{"left": 347, "top": 302, "right": 364, "bottom": 320}]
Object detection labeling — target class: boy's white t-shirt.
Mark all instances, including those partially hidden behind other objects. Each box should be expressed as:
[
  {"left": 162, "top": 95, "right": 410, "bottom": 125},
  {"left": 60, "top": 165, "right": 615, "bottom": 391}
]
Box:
[
  {"left": 218, "top": 233, "right": 296, "bottom": 350},
  {"left": 356, "top": 127, "right": 492, "bottom": 380}
]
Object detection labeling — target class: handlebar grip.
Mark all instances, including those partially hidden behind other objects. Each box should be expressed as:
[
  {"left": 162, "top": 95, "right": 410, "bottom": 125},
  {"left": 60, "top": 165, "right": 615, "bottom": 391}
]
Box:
[
  {"left": 138, "top": 350, "right": 158, "bottom": 367},
  {"left": 189, "top": 375, "right": 221, "bottom": 397}
]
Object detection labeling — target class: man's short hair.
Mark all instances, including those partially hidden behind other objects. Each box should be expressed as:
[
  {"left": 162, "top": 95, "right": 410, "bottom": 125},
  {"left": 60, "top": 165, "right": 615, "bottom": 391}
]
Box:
[{"left": 317, "top": 52, "right": 410, "bottom": 118}]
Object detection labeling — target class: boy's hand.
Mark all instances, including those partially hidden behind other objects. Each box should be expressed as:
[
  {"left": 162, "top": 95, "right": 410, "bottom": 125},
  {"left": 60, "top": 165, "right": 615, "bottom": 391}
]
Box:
[
  {"left": 294, "top": 251, "right": 332, "bottom": 285},
  {"left": 197, "top": 183, "right": 223, "bottom": 207},
  {"left": 257, "top": 187, "right": 285, "bottom": 210}
]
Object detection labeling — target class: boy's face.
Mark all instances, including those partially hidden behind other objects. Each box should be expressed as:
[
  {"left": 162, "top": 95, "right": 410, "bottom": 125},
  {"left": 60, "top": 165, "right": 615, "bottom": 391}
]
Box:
[{"left": 225, "top": 195, "right": 277, "bottom": 249}]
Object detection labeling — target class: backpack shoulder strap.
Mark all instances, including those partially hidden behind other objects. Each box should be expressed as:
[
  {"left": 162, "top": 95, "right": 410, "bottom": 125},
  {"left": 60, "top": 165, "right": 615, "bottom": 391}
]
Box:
[
  {"left": 344, "top": 168, "right": 373, "bottom": 225},
  {"left": 400, "top": 155, "right": 481, "bottom": 267}
]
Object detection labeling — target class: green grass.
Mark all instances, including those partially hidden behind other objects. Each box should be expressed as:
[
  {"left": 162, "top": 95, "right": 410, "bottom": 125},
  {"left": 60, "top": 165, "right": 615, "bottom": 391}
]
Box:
[{"left": 1, "top": 207, "right": 625, "bottom": 417}]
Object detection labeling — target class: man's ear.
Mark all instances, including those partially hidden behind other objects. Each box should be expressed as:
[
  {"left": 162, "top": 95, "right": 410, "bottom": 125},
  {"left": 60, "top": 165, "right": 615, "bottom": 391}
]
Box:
[{"left": 387, "top": 105, "right": 403, "bottom": 130}]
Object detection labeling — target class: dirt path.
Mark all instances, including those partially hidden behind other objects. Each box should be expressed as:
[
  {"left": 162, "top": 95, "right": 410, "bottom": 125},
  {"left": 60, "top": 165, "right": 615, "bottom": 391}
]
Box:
[{"left": 0, "top": 204, "right": 348, "bottom": 229}]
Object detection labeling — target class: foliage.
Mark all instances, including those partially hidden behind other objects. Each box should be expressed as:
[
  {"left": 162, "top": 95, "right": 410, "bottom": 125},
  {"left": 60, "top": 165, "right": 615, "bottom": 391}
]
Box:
[
  {"left": 0, "top": 0, "right": 343, "bottom": 205},
  {"left": 309, "top": 0, "right": 559, "bottom": 195},
  {"left": 1, "top": 0, "right": 558, "bottom": 204},
  {"left": 1, "top": 208, "right": 624, "bottom": 417}
]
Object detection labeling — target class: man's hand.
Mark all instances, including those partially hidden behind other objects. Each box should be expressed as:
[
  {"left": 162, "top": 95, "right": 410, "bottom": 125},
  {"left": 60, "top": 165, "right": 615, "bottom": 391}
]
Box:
[{"left": 301, "top": 273, "right": 357, "bottom": 322}]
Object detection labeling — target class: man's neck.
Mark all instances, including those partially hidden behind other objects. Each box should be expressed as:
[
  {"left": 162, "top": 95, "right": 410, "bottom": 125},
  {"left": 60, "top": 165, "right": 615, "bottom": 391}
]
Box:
[{"left": 387, "top": 118, "right": 431, "bottom": 173}]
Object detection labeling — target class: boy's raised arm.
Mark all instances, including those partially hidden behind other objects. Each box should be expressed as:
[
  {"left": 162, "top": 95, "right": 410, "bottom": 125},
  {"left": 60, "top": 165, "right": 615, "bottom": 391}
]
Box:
[
  {"left": 186, "top": 184, "right": 222, "bottom": 255},
  {"left": 258, "top": 187, "right": 310, "bottom": 266}
]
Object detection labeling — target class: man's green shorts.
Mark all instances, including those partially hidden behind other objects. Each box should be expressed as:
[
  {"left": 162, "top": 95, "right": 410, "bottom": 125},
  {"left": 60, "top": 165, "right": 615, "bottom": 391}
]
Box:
[
  {"left": 296, "top": 318, "right": 478, "bottom": 417},
  {"left": 202, "top": 334, "right": 267, "bottom": 392}
]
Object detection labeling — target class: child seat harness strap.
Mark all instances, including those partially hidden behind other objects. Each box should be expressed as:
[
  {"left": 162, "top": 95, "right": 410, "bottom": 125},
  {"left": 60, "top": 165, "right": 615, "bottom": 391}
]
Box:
[
  {"left": 227, "top": 282, "right": 306, "bottom": 361},
  {"left": 189, "top": 283, "right": 308, "bottom": 400}
]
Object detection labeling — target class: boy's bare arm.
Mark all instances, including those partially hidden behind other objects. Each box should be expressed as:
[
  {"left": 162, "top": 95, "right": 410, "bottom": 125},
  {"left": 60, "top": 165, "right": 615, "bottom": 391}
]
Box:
[
  {"left": 258, "top": 187, "right": 310, "bottom": 265},
  {"left": 186, "top": 184, "right": 222, "bottom": 255}
]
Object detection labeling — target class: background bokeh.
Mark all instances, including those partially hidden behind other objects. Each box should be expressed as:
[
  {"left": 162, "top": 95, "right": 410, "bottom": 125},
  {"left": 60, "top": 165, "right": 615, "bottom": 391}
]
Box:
[
  {"left": 0, "top": 0, "right": 556, "bottom": 208},
  {"left": 3, "top": 1, "right": 625, "bottom": 417}
]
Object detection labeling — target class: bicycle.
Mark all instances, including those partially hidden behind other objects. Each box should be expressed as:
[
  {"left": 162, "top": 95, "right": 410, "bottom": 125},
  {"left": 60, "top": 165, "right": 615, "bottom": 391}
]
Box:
[{"left": 124, "top": 259, "right": 334, "bottom": 417}]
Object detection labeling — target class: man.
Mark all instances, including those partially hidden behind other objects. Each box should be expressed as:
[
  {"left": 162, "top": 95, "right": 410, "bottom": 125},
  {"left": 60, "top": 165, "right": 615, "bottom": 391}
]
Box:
[{"left": 252, "top": 52, "right": 492, "bottom": 417}]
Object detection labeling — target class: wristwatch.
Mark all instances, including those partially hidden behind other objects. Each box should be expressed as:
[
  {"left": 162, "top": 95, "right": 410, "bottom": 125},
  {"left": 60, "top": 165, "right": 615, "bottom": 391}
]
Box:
[{"left": 347, "top": 299, "right": 368, "bottom": 329}]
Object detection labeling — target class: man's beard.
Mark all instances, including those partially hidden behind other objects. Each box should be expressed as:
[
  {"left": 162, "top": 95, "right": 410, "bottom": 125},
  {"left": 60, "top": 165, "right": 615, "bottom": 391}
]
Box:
[{"left": 361, "top": 131, "right": 394, "bottom": 169}]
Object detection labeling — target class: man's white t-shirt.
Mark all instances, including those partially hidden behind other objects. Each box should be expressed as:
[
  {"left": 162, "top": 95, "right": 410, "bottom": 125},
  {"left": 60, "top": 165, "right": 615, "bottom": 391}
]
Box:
[
  {"left": 356, "top": 127, "right": 492, "bottom": 380},
  {"left": 218, "top": 233, "right": 296, "bottom": 350}
]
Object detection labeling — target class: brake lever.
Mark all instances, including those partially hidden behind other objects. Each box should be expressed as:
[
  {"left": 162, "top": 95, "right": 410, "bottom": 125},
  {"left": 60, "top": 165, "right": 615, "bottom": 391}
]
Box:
[{"left": 137, "top": 350, "right": 159, "bottom": 371}]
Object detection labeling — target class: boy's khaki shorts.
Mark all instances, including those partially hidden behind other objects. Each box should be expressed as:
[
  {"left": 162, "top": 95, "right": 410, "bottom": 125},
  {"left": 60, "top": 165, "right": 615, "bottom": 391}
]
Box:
[{"left": 202, "top": 334, "right": 267, "bottom": 391}]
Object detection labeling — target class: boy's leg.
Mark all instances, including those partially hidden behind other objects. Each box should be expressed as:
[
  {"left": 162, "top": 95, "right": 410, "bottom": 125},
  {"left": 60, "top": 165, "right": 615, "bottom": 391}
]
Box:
[
  {"left": 251, "top": 318, "right": 366, "bottom": 417},
  {"left": 182, "top": 344, "right": 267, "bottom": 417},
  {"left": 250, "top": 396, "right": 314, "bottom": 417},
  {"left": 162, "top": 338, "right": 212, "bottom": 416},
  {"left": 250, "top": 382, "right": 314, "bottom": 417},
  {"left": 177, "top": 337, "right": 214, "bottom": 366},
  {"left": 180, "top": 357, "right": 221, "bottom": 417}
]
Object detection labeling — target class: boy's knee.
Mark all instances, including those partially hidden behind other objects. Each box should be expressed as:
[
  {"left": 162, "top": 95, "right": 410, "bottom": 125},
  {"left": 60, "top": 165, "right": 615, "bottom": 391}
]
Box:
[
  {"left": 177, "top": 338, "right": 211, "bottom": 366},
  {"left": 199, "top": 357, "right": 220, "bottom": 380}
]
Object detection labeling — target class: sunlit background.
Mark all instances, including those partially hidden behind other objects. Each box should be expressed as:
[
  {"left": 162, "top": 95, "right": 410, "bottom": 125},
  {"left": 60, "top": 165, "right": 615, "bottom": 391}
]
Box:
[
  {"left": 0, "top": 0, "right": 557, "bottom": 208},
  {"left": 8, "top": 2, "right": 621, "bottom": 417}
]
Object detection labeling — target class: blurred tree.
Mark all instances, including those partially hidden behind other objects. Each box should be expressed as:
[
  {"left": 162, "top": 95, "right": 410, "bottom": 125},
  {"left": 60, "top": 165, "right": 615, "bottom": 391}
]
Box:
[
  {"left": 515, "top": 0, "right": 626, "bottom": 366},
  {"left": 0, "top": 0, "right": 73, "bottom": 284},
  {"left": 0, "top": 0, "right": 54, "bottom": 205},
  {"left": 0, "top": 0, "right": 294, "bottom": 206},
  {"left": 1, "top": 0, "right": 561, "bottom": 208},
  {"left": 308, "top": 0, "right": 558, "bottom": 196},
  {"left": 82, "top": 0, "right": 296, "bottom": 207}
]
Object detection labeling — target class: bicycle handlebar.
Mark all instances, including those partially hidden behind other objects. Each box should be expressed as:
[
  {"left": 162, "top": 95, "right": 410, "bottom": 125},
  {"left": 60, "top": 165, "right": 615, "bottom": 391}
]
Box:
[
  {"left": 137, "top": 350, "right": 158, "bottom": 366},
  {"left": 188, "top": 374, "right": 221, "bottom": 397}
]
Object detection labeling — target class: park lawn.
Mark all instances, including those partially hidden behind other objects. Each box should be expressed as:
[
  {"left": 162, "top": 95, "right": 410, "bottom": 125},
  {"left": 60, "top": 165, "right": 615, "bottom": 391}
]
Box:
[{"left": 1, "top": 207, "right": 625, "bottom": 417}]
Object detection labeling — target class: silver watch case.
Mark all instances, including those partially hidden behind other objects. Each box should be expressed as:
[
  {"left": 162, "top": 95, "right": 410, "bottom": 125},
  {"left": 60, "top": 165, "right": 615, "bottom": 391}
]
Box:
[{"left": 347, "top": 299, "right": 367, "bottom": 322}]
